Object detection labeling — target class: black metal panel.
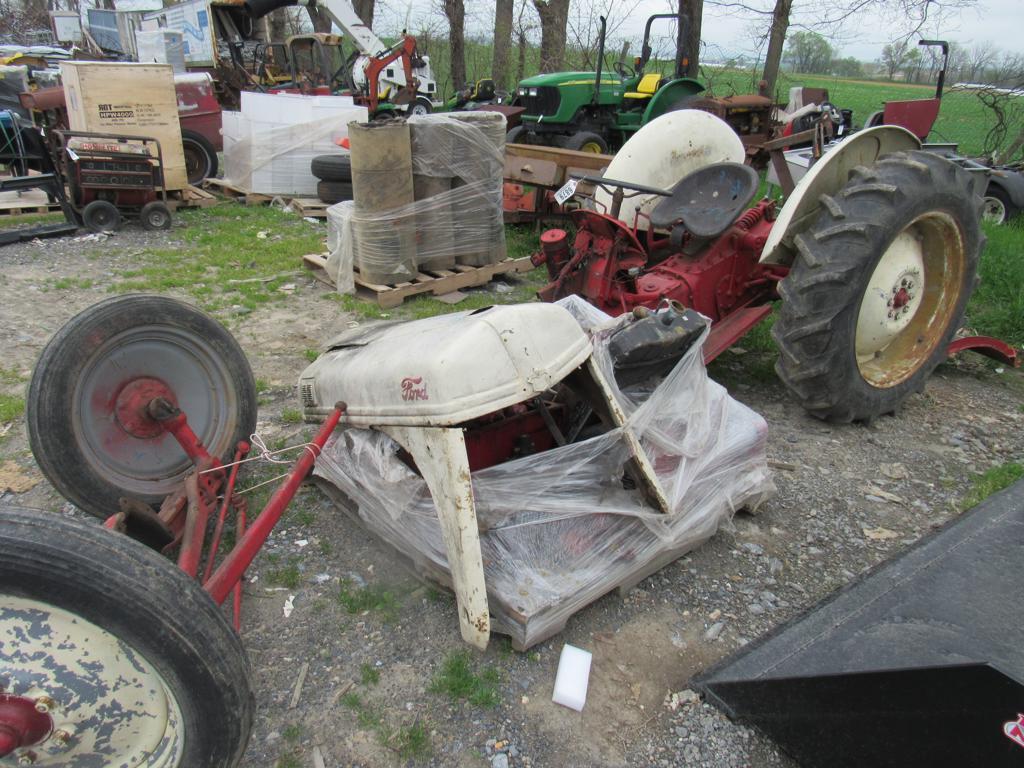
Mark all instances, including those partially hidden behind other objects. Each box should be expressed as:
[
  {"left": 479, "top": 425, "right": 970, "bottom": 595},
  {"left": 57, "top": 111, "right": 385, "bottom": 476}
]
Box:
[
  {"left": 696, "top": 478, "right": 1024, "bottom": 767},
  {"left": 520, "top": 87, "right": 561, "bottom": 117}
]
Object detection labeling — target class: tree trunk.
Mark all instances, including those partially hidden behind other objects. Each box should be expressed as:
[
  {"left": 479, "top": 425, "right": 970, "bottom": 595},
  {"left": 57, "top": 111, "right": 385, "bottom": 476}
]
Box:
[
  {"left": 532, "top": 0, "right": 570, "bottom": 73},
  {"left": 515, "top": 27, "right": 527, "bottom": 84},
  {"left": 681, "top": 0, "right": 702, "bottom": 78},
  {"left": 353, "top": 0, "right": 375, "bottom": 28},
  {"left": 268, "top": 8, "right": 287, "bottom": 41},
  {"left": 443, "top": 0, "right": 467, "bottom": 90},
  {"left": 760, "top": 0, "right": 792, "bottom": 98},
  {"left": 306, "top": 5, "right": 332, "bottom": 33},
  {"left": 491, "top": 0, "right": 514, "bottom": 91}
]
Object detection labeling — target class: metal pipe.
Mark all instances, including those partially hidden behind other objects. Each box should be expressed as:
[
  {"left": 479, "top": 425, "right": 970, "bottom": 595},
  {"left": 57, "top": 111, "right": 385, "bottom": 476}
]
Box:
[{"left": 205, "top": 404, "right": 346, "bottom": 605}]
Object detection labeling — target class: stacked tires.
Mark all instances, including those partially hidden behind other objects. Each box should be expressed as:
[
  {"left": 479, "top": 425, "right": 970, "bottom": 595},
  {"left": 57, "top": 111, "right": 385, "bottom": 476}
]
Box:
[{"left": 311, "top": 154, "right": 353, "bottom": 204}]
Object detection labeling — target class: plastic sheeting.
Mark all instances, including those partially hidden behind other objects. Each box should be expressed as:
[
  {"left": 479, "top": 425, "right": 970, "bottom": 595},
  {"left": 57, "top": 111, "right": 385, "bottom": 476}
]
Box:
[
  {"left": 324, "top": 112, "right": 507, "bottom": 291},
  {"left": 313, "top": 297, "right": 775, "bottom": 648}
]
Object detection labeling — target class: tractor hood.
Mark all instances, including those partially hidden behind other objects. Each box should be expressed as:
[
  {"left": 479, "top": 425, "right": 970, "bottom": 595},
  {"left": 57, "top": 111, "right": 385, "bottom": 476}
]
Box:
[{"left": 517, "top": 71, "right": 621, "bottom": 88}]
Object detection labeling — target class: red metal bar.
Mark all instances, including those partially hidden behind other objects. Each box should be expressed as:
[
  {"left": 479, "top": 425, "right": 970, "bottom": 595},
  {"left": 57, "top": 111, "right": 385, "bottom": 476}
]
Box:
[
  {"left": 947, "top": 336, "right": 1019, "bottom": 367},
  {"left": 177, "top": 472, "right": 212, "bottom": 577},
  {"left": 203, "top": 441, "right": 250, "bottom": 584},
  {"left": 233, "top": 508, "right": 246, "bottom": 632},
  {"left": 703, "top": 305, "right": 775, "bottom": 363},
  {"left": 204, "top": 404, "right": 346, "bottom": 605},
  {"left": 156, "top": 406, "right": 214, "bottom": 465}
]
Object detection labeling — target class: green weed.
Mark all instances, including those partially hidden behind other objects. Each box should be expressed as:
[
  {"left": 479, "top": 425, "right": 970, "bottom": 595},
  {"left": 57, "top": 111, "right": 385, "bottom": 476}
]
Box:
[
  {"left": 275, "top": 755, "right": 302, "bottom": 768},
  {"left": 360, "top": 663, "right": 380, "bottom": 686},
  {"left": 303, "top": 348, "right": 319, "bottom": 362},
  {"left": 966, "top": 223, "right": 1024, "bottom": 347},
  {"left": 282, "top": 724, "right": 303, "bottom": 742},
  {"left": 281, "top": 408, "right": 303, "bottom": 424},
  {"left": 960, "top": 462, "right": 1024, "bottom": 511},
  {"left": 429, "top": 651, "right": 501, "bottom": 708},
  {"left": 340, "top": 692, "right": 431, "bottom": 760},
  {"left": 0, "top": 395, "right": 25, "bottom": 423},
  {"left": 266, "top": 558, "right": 302, "bottom": 589},
  {"left": 336, "top": 581, "right": 399, "bottom": 622}
]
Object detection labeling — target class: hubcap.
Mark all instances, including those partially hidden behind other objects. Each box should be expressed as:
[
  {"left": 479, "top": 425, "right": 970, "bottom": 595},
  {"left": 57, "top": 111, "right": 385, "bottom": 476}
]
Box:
[
  {"left": 855, "top": 213, "right": 966, "bottom": 388},
  {"left": 982, "top": 196, "right": 1006, "bottom": 224},
  {"left": 1, "top": 596, "right": 183, "bottom": 766}
]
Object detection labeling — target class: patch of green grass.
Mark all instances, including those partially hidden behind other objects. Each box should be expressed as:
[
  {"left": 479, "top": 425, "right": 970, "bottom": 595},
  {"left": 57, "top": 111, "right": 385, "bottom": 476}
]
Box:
[
  {"left": 303, "top": 348, "right": 319, "bottom": 362},
  {"left": 0, "top": 395, "right": 25, "bottom": 423},
  {"left": 360, "top": 663, "right": 380, "bottom": 686},
  {"left": 266, "top": 557, "right": 302, "bottom": 589},
  {"left": 290, "top": 507, "right": 315, "bottom": 526},
  {"left": 336, "top": 580, "right": 399, "bottom": 622},
  {"left": 275, "top": 755, "right": 302, "bottom": 768},
  {"left": 0, "top": 367, "right": 24, "bottom": 385},
  {"left": 960, "top": 462, "right": 1024, "bottom": 511},
  {"left": 50, "top": 277, "right": 93, "bottom": 291},
  {"left": 107, "top": 206, "right": 321, "bottom": 312},
  {"left": 0, "top": 211, "right": 65, "bottom": 228},
  {"left": 282, "top": 723, "right": 303, "bottom": 742},
  {"left": 319, "top": 539, "right": 333, "bottom": 555},
  {"left": 966, "top": 222, "right": 1024, "bottom": 348},
  {"left": 340, "top": 693, "right": 431, "bottom": 761},
  {"left": 429, "top": 651, "right": 501, "bottom": 708},
  {"left": 255, "top": 378, "right": 270, "bottom": 392},
  {"left": 281, "top": 408, "right": 303, "bottom": 424}
]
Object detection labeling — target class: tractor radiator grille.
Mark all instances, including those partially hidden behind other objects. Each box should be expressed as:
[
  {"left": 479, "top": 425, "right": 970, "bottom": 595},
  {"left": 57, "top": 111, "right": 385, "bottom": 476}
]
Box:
[
  {"left": 520, "top": 86, "right": 561, "bottom": 117},
  {"left": 299, "top": 379, "right": 317, "bottom": 408}
]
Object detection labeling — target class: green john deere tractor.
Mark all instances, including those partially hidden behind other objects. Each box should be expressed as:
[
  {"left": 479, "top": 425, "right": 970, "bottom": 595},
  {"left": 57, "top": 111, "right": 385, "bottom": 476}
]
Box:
[{"left": 508, "top": 13, "right": 705, "bottom": 153}]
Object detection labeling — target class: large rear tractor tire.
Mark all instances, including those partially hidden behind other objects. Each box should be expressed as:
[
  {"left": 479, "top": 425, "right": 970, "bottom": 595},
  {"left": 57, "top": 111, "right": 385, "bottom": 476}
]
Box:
[
  {"left": 27, "top": 294, "right": 258, "bottom": 518},
  {"left": 773, "top": 150, "right": 982, "bottom": 422},
  {"left": 0, "top": 505, "right": 253, "bottom": 766}
]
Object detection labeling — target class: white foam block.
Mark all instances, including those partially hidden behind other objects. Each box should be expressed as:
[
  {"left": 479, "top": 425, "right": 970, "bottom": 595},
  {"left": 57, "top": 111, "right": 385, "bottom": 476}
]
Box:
[{"left": 551, "top": 644, "right": 592, "bottom": 712}]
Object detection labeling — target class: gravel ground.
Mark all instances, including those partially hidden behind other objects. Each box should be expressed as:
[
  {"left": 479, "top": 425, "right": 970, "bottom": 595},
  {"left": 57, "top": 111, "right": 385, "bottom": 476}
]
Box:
[{"left": 2, "top": 221, "right": 1022, "bottom": 768}]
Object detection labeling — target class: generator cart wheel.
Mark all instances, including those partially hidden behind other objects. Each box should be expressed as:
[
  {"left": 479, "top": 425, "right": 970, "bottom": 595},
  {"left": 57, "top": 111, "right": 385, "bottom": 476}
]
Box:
[
  {"left": 0, "top": 505, "right": 253, "bottom": 767},
  {"left": 27, "top": 294, "right": 258, "bottom": 518},
  {"left": 181, "top": 129, "right": 219, "bottom": 185},
  {"left": 981, "top": 185, "right": 1016, "bottom": 225},
  {"left": 310, "top": 154, "right": 352, "bottom": 182},
  {"left": 566, "top": 131, "right": 608, "bottom": 154},
  {"left": 140, "top": 201, "right": 173, "bottom": 231},
  {"left": 773, "top": 150, "right": 981, "bottom": 422},
  {"left": 81, "top": 200, "right": 121, "bottom": 233}
]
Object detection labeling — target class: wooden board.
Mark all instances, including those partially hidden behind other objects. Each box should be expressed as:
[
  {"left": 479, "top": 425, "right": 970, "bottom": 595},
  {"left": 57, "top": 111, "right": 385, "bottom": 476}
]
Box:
[
  {"left": 167, "top": 184, "right": 219, "bottom": 210},
  {"left": 0, "top": 202, "right": 63, "bottom": 217},
  {"left": 201, "top": 178, "right": 272, "bottom": 206},
  {"left": 290, "top": 198, "right": 329, "bottom": 218},
  {"left": 60, "top": 62, "right": 187, "bottom": 191},
  {"left": 302, "top": 252, "right": 536, "bottom": 308}
]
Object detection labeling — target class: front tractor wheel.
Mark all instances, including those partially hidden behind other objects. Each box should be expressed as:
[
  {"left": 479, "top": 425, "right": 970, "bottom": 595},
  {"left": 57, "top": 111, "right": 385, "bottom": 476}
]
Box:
[{"left": 773, "top": 150, "right": 982, "bottom": 422}]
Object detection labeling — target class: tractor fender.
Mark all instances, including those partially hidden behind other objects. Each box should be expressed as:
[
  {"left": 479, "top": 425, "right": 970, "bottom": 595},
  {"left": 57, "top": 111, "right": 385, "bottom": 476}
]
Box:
[
  {"left": 988, "top": 168, "right": 1024, "bottom": 209},
  {"left": 760, "top": 125, "right": 921, "bottom": 265},
  {"left": 642, "top": 78, "right": 706, "bottom": 123}
]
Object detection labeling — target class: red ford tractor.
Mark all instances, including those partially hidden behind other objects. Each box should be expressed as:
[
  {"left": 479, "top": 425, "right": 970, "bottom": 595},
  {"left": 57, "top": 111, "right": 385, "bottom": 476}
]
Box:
[{"left": 534, "top": 109, "right": 1018, "bottom": 422}]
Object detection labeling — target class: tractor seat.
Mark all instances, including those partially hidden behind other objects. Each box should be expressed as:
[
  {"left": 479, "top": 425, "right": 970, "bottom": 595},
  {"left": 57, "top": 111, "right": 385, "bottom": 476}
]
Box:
[
  {"left": 623, "top": 73, "right": 663, "bottom": 100},
  {"left": 650, "top": 162, "right": 760, "bottom": 238}
]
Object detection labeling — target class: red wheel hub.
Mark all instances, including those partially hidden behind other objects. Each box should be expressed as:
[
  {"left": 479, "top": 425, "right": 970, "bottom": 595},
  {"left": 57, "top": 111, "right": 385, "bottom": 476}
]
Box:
[
  {"left": 114, "top": 377, "right": 178, "bottom": 439},
  {"left": 0, "top": 694, "right": 53, "bottom": 757},
  {"left": 892, "top": 287, "right": 911, "bottom": 309}
]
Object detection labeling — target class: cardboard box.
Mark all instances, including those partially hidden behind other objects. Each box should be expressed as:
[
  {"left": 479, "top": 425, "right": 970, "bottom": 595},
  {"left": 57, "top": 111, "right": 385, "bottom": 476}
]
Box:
[{"left": 60, "top": 62, "right": 187, "bottom": 190}]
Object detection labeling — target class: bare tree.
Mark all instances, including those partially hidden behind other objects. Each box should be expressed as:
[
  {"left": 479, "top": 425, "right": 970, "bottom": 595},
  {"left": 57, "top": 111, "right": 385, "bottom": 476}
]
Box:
[
  {"left": 353, "top": 0, "right": 376, "bottom": 28},
  {"left": 492, "top": 0, "right": 515, "bottom": 89},
  {"left": 964, "top": 41, "right": 997, "bottom": 82},
  {"left": 442, "top": 0, "right": 467, "bottom": 88},
  {"left": 881, "top": 39, "right": 910, "bottom": 79},
  {"left": 761, "top": 0, "right": 793, "bottom": 95},
  {"left": 532, "top": 0, "right": 571, "bottom": 72}
]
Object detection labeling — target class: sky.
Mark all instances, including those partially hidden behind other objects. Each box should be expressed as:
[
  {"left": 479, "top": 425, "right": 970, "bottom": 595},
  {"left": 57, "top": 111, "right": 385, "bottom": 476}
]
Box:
[{"left": 376, "top": 0, "right": 1024, "bottom": 65}]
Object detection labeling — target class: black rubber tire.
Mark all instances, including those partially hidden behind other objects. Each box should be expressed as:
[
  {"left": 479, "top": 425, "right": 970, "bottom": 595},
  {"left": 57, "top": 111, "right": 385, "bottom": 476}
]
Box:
[
  {"left": 140, "top": 200, "right": 173, "bottom": 231},
  {"left": 181, "top": 129, "right": 219, "bottom": 185},
  {"left": 0, "top": 505, "right": 253, "bottom": 767},
  {"left": 310, "top": 153, "right": 352, "bottom": 182},
  {"left": 982, "top": 184, "right": 1017, "bottom": 225},
  {"left": 27, "top": 294, "right": 258, "bottom": 518},
  {"left": 82, "top": 199, "right": 121, "bottom": 233},
  {"left": 506, "top": 125, "right": 528, "bottom": 144},
  {"left": 565, "top": 131, "right": 609, "bottom": 154},
  {"left": 406, "top": 97, "right": 433, "bottom": 116},
  {"left": 317, "top": 179, "right": 354, "bottom": 204},
  {"left": 772, "top": 150, "right": 982, "bottom": 423}
]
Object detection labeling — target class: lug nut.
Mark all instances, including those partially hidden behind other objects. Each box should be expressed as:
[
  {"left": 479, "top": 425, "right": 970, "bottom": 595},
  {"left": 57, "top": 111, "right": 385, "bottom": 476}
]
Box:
[
  {"left": 33, "top": 696, "right": 55, "bottom": 714},
  {"left": 52, "top": 730, "right": 72, "bottom": 746},
  {"left": 17, "top": 752, "right": 36, "bottom": 765}
]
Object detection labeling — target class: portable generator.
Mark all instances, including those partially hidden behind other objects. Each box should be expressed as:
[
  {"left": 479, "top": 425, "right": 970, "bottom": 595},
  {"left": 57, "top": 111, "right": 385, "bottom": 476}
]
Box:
[{"left": 57, "top": 130, "right": 173, "bottom": 233}]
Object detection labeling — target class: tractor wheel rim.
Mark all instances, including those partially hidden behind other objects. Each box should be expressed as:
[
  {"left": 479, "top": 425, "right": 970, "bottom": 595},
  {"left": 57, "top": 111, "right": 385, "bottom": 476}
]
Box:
[
  {"left": 982, "top": 196, "right": 1006, "bottom": 224},
  {"left": 581, "top": 141, "right": 602, "bottom": 153},
  {"left": 72, "top": 325, "right": 239, "bottom": 497},
  {"left": 855, "top": 212, "right": 966, "bottom": 388},
  {"left": 1, "top": 596, "right": 184, "bottom": 767},
  {"left": 149, "top": 211, "right": 168, "bottom": 228}
]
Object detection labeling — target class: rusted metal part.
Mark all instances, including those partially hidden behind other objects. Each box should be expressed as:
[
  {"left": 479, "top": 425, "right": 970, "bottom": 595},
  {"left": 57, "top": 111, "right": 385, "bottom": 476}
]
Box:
[
  {"left": 0, "top": 694, "right": 52, "bottom": 758},
  {"left": 947, "top": 336, "right": 1020, "bottom": 367},
  {"left": 205, "top": 404, "right": 346, "bottom": 606},
  {"left": 203, "top": 441, "right": 251, "bottom": 584}
]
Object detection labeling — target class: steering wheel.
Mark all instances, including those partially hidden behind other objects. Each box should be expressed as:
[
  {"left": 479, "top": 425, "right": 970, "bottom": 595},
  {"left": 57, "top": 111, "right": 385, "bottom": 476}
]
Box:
[{"left": 613, "top": 61, "right": 635, "bottom": 79}]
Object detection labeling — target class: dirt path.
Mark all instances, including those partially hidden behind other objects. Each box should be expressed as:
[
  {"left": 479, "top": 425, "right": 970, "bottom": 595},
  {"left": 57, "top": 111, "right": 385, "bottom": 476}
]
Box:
[{"left": 2, "top": 225, "right": 1022, "bottom": 768}]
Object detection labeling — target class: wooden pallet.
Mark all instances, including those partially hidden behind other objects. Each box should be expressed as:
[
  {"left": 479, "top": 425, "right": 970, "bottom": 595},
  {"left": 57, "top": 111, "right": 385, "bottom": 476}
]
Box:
[
  {"left": 201, "top": 178, "right": 273, "bottom": 206},
  {"left": 302, "top": 252, "right": 536, "bottom": 308},
  {"left": 168, "top": 184, "right": 219, "bottom": 210},
  {"left": 290, "top": 198, "right": 329, "bottom": 218},
  {"left": 0, "top": 202, "right": 63, "bottom": 217}
]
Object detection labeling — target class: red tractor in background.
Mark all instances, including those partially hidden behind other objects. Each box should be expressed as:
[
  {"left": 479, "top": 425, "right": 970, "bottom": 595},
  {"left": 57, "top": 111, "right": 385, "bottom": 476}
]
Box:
[{"left": 534, "top": 109, "right": 1018, "bottom": 423}]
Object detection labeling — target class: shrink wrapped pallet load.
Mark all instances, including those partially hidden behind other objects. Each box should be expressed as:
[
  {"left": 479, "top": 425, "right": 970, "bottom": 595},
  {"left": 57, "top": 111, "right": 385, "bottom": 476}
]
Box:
[
  {"left": 446, "top": 111, "right": 507, "bottom": 266},
  {"left": 409, "top": 119, "right": 455, "bottom": 271}
]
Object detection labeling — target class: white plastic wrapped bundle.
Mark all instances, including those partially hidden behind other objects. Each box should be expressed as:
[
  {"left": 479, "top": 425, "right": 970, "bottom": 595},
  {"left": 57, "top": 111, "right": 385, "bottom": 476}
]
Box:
[
  {"left": 325, "top": 200, "right": 356, "bottom": 295},
  {"left": 313, "top": 298, "right": 775, "bottom": 647},
  {"left": 338, "top": 114, "right": 508, "bottom": 286}
]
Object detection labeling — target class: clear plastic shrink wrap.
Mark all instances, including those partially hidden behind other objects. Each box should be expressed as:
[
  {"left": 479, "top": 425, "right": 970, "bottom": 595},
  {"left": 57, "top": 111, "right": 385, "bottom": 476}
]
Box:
[
  {"left": 313, "top": 297, "right": 775, "bottom": 647},
  {"left": 326, "top": 112, "right": 507, "bottom": 291}
]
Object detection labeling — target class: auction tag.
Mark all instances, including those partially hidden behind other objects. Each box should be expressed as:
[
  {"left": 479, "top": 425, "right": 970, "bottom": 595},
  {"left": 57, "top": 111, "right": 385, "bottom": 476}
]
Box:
[{"left": 554, "top": 178, "right": 579, "bottom": 205}]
